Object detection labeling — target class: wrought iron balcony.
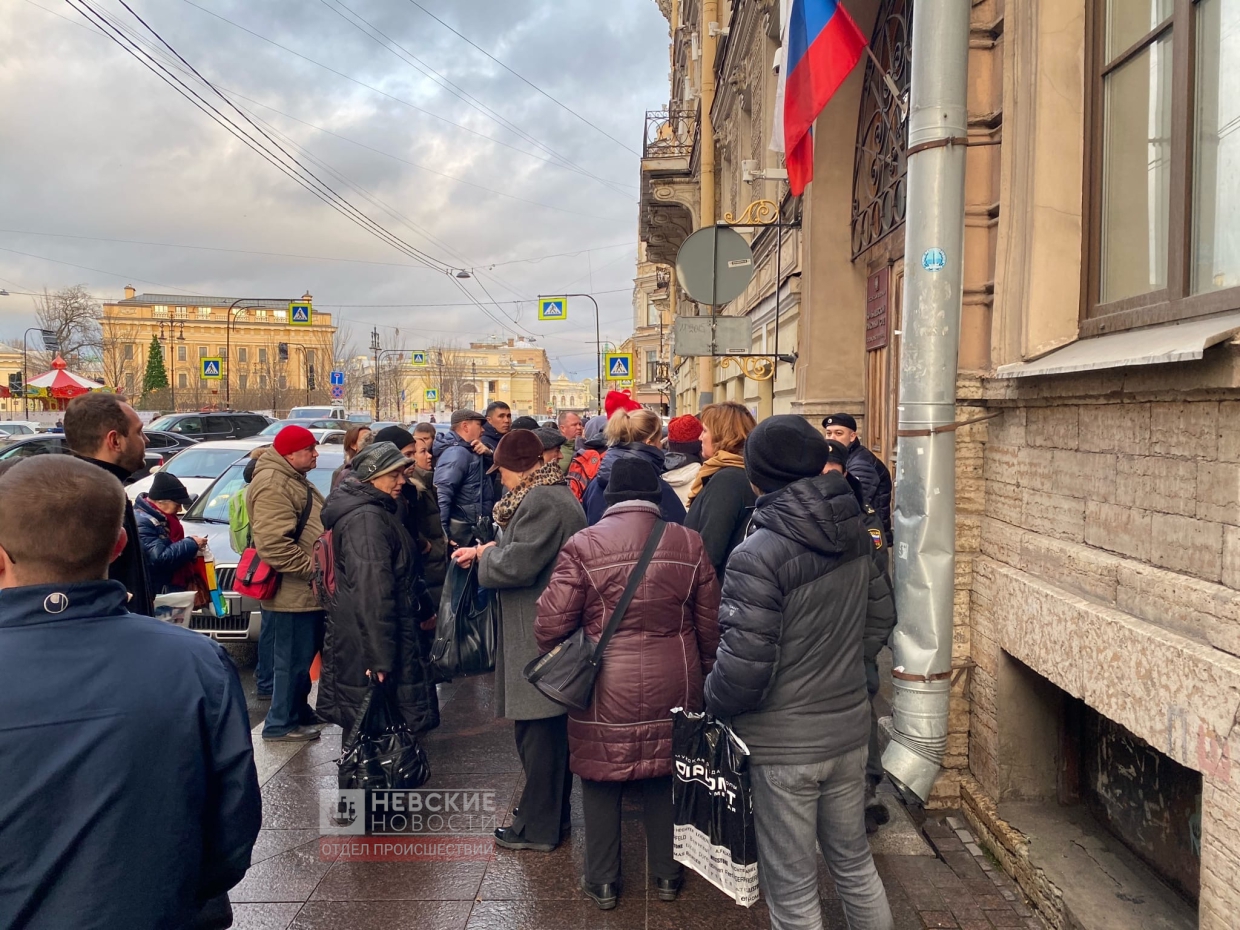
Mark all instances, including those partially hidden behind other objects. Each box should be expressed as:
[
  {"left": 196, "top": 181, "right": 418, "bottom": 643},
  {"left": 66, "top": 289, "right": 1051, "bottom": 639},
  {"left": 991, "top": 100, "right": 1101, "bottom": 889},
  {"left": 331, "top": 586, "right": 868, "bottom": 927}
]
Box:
[{"left": 644, "top": 107, "right": 698, "bottom": 160}]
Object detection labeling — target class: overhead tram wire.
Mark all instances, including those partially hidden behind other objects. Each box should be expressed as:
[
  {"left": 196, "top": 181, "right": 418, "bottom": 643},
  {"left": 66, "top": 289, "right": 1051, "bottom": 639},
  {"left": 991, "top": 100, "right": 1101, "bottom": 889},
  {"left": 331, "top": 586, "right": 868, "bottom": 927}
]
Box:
[
  {"left": 176, "top": 0, "right": 638, "bottom": 198},
  {"left": 318, "top": 0, "right": 633, "bottom": 198},
  {"left": 100, "top": 0, "right": 457, "bottom": 276},
  {"left": 66, "top": 0, "right": 453, "bottom": 277},
  {"left": 23, "top": 0, "right": 626, "bottom": 221},
  {"left": 401, "top": 0, "right": 640, "bottom": 157}
]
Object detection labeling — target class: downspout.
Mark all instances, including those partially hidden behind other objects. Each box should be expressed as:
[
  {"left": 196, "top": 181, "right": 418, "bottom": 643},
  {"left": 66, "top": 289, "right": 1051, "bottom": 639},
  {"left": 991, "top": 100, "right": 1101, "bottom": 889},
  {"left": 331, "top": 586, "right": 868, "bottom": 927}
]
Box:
[
  {"left": 881, "top": 0, "right": 971, "bottom": 803},
  {"left": 698, "top": 0, "right": 718, "bottom": 408}
]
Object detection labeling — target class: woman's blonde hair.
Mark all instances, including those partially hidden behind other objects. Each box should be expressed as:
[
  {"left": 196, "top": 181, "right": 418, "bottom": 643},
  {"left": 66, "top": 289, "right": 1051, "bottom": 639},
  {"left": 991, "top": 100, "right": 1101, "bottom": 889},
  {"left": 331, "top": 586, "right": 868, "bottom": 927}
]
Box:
[
  {"left": 605, "top": 407, "right": 662, "bottom": 446},
  {"left": 700, "top": 402, "right": 757, "bottom": 456}
]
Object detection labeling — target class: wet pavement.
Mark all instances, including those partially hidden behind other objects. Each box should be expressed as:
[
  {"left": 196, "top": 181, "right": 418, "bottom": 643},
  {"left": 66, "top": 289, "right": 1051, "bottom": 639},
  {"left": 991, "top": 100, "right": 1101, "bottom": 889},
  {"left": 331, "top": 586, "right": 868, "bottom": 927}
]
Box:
[{"left": 224, "top": 657, "right": 1044, "bottom": 930}]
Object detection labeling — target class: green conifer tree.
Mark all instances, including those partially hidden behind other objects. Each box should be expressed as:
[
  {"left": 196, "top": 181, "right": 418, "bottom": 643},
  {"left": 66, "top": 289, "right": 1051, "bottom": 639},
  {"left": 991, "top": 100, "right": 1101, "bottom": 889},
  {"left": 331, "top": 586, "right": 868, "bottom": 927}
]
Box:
[{"left": 142, "top": 336, "right": 169, "bottom": 393}]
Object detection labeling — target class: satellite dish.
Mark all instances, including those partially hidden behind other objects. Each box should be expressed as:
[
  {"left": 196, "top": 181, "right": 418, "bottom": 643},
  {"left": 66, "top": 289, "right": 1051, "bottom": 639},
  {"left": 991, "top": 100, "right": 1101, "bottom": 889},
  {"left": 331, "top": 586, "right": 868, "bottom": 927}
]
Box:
[{"left": 675, "top": 226, "right": 754, "bottom": 306}]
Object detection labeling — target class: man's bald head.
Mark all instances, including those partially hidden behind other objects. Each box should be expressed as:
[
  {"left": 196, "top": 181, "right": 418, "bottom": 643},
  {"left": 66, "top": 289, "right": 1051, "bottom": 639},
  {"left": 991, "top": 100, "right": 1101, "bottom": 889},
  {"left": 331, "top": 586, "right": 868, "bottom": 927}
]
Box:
[{"left": 0, "top": 456, "right": 126, "bottom": 586}]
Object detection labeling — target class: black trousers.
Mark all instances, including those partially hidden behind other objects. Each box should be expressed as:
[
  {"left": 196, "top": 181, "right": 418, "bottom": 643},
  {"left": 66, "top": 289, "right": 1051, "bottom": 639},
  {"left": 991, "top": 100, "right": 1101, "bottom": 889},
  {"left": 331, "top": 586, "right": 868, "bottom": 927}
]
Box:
[
  {"left": 510, "top": 715, "right": 572, "bottom": 846},
  {"left": 581, "top": 776, "right": 680, "bottom": 886}
]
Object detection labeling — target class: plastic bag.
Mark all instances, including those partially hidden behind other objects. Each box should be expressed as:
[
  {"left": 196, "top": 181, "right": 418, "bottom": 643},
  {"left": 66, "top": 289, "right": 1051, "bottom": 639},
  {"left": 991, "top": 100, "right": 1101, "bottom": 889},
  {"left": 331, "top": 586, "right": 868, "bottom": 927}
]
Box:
[
  {"left": 337, "top": 680, "right": 431, "bottom": 792},
  {"left": 152, "top": 591, "right": 196, "bottom": 627},
  {"left": 430, "top": 561, "right": 497, "bottom": 679},
  {"left": 671, "top": 709, "right": 760, "bottom": 907}
]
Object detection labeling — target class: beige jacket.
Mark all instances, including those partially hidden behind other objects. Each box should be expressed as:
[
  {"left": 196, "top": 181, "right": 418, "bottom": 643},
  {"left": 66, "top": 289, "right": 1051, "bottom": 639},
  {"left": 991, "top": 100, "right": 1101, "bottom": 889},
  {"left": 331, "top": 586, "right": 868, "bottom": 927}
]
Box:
[{"left": 246, "top": 448, "right": 325, "bottom": 612}]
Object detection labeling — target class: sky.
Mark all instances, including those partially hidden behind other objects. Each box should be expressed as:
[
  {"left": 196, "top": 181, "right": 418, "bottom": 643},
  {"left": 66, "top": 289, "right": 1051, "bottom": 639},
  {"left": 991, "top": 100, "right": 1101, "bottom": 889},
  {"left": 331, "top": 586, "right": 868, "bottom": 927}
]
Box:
[{"left": 0, "top": 0, "right": 671, "bottom": 379}]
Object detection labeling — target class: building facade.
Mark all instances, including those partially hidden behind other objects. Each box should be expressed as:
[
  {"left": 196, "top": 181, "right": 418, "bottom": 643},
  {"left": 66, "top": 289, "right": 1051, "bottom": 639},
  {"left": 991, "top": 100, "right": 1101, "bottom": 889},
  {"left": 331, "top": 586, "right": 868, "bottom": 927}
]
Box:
[
  {"left": 399, "top": 337, "right": 551, "bottom": 420},
  {"left": 103, "top": 287, "right": 338, "bottom": 414},
  {"left": 548, "top": 373, "right": 597, "bottom": 417},
  {"left": 630, "top": 0, "right": 1240, "bottom": 924}
]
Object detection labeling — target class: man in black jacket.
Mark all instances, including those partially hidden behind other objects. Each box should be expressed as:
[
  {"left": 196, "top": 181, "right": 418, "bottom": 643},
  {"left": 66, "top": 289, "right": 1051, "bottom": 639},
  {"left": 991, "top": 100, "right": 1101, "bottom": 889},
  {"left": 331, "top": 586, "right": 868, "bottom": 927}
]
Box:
[
  {"left": 0, "top": 456, "right": 260, "bottom": 930},
  {"left": 705, "top": 416, "right": 894, "bottom": 930},
  {"left": 64, "top": 392, "right": 154, "bottom": 615},
  {"left": 822, "top": 412, "right": 892, "bottom": 544},
  {"left": 433, "top": 409, "right": 498, "bottom": 546}
]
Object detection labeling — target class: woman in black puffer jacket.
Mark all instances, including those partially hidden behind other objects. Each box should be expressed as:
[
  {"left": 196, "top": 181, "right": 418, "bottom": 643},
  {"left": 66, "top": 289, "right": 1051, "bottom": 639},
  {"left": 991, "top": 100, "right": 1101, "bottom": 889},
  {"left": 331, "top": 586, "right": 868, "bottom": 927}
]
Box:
[{"left": 317, "top": 442, "right": 439, "bottom": 737}]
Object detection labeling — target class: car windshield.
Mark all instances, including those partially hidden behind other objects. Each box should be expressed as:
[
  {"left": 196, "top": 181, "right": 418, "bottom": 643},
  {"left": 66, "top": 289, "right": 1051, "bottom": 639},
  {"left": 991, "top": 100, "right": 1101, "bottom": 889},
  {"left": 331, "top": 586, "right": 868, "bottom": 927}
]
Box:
[
  {"left": 287, "top": 408, "right": 335, "bottom": 420},
  {"left": 184, "top": 458, "right": 340, "bottom": 523},
  {"left": 260, "top": 419, "right": 336, "bottom": 436},
  {"left": 161, "top": 447, "right": 249, "bottom": 479},
  {"left": 146, "top": 416, "right": 179, "bottom": 431}
]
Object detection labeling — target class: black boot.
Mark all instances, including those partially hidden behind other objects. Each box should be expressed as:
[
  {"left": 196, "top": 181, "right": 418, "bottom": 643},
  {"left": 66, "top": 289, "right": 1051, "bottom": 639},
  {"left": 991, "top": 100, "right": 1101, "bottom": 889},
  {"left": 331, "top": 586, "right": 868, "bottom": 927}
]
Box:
[
  {"left": 655, "top": 876, "right": 682, "bottom": 902},
  {"left": 580, "top": 877, "right": 619, "bottom": 910}
]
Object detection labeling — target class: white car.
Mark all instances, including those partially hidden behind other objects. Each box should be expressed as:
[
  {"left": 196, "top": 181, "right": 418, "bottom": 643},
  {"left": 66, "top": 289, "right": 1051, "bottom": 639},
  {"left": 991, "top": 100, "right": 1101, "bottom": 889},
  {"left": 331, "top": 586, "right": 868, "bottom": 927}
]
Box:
[
  {"left": 125, "top": 439, "right": 266, "bottom": 502},
  {"left": 0, "top": 421, "right": 40, "bottom": 435}
]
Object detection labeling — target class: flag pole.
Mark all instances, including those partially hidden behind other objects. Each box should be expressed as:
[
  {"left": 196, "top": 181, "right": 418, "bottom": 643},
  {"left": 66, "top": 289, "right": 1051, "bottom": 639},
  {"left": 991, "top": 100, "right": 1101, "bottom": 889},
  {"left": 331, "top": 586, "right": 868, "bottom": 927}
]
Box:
[{"left": 861, "top": 42, "right": 907, "bottom": 117}]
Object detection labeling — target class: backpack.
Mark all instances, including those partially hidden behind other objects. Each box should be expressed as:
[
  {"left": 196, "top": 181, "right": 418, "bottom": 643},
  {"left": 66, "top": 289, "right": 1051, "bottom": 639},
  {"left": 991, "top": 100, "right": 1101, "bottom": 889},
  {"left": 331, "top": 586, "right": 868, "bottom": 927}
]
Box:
[
  {"left": 310, "top": 529, "right": 337, "bottom": 609},
  {"left": 566, "top": 448, "right": 603, "bottom": 503},
  {"left": 228, "top": 490, "right": 251, "bottom": 554}
]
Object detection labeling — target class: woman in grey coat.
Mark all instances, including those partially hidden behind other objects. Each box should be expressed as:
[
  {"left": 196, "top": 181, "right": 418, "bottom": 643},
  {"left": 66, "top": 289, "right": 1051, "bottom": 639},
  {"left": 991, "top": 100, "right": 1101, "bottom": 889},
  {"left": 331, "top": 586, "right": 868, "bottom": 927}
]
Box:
[{"left": 451, "top": 429, "right": 587, "bottom": 853}]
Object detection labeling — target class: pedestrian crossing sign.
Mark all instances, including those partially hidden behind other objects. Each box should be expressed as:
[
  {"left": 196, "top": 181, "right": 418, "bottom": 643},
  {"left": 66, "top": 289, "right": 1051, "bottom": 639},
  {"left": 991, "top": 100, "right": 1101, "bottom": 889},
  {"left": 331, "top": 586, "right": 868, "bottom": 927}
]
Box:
[
  {"left": 288, "top": 302, "right": 312, "bottom": 326},
  {"left": 604, "top": 353, "right": 632, "bottom": 380},
  {"left": 411, "top": 351, "right": 428, "bottom": 367},
  {"left": 425, "top": 388, "right": 438, "bottom": 403},
  {"left": 538, "top": 297, "right": 567, "bottom": 321},
  {"left": 201, "top": 357, "right": 223, "bottom": 380}
]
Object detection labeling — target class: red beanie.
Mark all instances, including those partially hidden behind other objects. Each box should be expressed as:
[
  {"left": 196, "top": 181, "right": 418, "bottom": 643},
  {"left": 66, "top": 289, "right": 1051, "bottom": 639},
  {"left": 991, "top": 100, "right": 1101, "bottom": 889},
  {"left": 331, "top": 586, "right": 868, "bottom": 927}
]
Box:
[
  {"left": 273, "top": 424, "right": 317, "bottom": 457},
  {"left": 667, "top": 414, "right": 702, "bottom": 444},
  {"left": 604, "top": 389, "right": 642, "bottom": 418}
]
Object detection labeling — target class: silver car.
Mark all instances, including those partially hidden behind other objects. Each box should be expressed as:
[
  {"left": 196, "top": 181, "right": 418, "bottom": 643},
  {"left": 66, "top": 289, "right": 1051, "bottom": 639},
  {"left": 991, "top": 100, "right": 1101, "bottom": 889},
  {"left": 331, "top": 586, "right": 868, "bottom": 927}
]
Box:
[{"left": 179, "top": 445, "right": 344, "bottom": 642}]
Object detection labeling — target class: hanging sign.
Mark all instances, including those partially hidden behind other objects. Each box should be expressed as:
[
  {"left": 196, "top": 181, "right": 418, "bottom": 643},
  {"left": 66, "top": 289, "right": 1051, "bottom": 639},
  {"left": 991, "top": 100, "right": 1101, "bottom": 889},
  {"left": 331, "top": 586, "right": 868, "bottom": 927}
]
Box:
[{"left": 866, "top": 266, "right": 890, "bottom": 352}]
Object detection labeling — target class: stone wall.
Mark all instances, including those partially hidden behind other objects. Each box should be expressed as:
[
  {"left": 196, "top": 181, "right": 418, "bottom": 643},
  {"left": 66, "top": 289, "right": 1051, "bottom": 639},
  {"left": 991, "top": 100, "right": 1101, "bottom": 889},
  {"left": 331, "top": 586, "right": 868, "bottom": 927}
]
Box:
[{"left": 968, "top": 372, "right": 1240, "bottom": 927}]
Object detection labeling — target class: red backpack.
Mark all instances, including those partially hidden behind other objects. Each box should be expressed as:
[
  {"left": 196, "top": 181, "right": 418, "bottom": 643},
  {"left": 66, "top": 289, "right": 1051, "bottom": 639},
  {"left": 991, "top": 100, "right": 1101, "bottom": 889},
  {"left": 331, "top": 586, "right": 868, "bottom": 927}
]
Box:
[
  {"left": 566, "top": 448, "right": 603, "bottom": 503},
  {"left": 310, "top": 530, "right": 337, "bottom": 608}
]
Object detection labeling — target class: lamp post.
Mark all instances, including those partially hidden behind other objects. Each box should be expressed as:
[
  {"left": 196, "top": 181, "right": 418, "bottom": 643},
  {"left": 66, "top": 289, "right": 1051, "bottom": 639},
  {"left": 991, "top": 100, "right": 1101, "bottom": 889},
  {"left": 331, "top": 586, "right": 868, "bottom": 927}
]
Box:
[
  {"left": 225, "top": 299, "right": 267, "bottom": 407},
  {"left": 284, "top": 343, "right": 312, "bottom": 405},
  {"left": 375, "top": 348, "right": 410, "bottom": 421},
  {"left": 538, "top": 293, "right": 601, "bottom": 414},
  {"left": 20, "top": 327, "right": 56, "bottom": 419},
  {"left": 158, "top": 320, "right": 185, "bottom": 411}
]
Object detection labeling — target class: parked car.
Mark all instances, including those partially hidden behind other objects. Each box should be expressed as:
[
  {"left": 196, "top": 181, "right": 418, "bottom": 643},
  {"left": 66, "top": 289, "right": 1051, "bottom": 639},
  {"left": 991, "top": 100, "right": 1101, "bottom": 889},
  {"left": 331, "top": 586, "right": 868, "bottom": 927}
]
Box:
[
  {"left": 0, "top": 434, "right": 165, "bottom": 476},
  {"left": 287, "top": 405, "right": 346, "bottom": 421},
  {"left": 125, "top": 438, "right": 266, "bottom": 501},
  {"left": 144, "top": 411, "right": 270, "bottom": 441},
  {"left": 258, "top": 419, "right": 348, "bottom": 441},
  {"left": 179, "top": 444, "right": 344, "bottom": 641},
  {"left": 142, "top": 429, "right": 199, "bottom": 461},
  {"left": 0, "top": 423, "right": 36, "bottom": 435},
  {"left": 0, "top": 420, "right": 45, "bottom": 434}
]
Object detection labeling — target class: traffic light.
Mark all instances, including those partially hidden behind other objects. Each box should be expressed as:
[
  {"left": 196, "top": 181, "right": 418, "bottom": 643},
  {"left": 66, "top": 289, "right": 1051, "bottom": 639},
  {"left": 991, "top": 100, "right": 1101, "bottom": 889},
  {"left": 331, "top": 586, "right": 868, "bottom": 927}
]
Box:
[
  {"left": 7, "top": 373, "right": 22, "bottom": 394},
  {"left": 307, "top": 366, "right": 316, "bottom": 391},
  {"left": 278, "top": 342, "right": 289, "bottom": 362},
  {"left": 362, "top": 382, "right": 376, "bottom": 399}
]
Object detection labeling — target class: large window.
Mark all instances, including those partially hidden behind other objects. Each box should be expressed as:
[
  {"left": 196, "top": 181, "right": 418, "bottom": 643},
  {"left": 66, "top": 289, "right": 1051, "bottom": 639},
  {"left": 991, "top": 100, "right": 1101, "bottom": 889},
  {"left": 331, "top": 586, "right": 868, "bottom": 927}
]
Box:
[{"left": 1087, "top": 0, "right": 1240, "bottom": 333}]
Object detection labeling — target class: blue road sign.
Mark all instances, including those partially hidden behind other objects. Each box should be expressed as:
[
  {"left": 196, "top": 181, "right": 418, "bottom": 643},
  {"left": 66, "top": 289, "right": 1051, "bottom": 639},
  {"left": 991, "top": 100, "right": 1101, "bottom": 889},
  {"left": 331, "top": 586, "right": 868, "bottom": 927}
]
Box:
[
  {"left": 201, "top": 357, "right": 223, "bottom": 380},
  {"left": 288, "top": 302, "right": 312, "bottom": 325},
  {"left": 410, "top": 351, "right": 428, "bottom": 367},
  {"left": 604, "top": 353, "right": 632, "bottom": 380},
  {"left": 329, "top": 370, "right": 345, "bottom": 386}
]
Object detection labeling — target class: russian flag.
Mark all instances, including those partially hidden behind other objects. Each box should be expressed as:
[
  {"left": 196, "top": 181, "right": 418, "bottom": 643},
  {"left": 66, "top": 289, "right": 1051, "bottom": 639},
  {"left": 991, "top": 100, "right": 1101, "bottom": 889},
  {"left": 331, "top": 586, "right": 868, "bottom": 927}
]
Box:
[{"left": 779, "top": 0, "right": 867, "bottom": 195}]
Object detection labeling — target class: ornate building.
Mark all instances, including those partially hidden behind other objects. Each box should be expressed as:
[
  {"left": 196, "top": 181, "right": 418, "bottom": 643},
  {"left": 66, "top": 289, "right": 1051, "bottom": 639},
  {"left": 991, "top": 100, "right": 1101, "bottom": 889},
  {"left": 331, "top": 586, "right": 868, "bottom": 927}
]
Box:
[{"left": 399, "top": 337, "right": 551, "bottom": 420}]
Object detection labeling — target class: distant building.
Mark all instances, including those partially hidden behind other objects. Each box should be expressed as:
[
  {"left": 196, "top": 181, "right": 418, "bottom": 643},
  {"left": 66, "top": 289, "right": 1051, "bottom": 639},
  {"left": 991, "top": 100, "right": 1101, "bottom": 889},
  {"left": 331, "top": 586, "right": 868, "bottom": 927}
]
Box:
[
  {"left": 102, "top": 287, "right": 336, "bottom": 413},
  {"left": 548, "top": 373, "right": 597, "bottom": 417},
  {"left": 400, "top": 336, "right": 552, "bottom": 419}
]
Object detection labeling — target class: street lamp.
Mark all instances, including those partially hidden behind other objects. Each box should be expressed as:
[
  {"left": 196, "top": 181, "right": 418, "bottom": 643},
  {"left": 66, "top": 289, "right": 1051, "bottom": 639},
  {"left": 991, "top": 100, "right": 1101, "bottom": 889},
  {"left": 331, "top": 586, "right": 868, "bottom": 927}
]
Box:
[
  {"left": 283, "top": 343, "right": 313, "bottom": 405},
  {"left": 538, "top": 292, "right": 602, "bottom": 413},
  {"left": 225, "top": 299, "right": 268, "bottom": 407},
  {"left": 158, "top": 320, "right": 185, "bottom": 412},
  {"left": 375, "top": 349, "right": 411, "bottom": 420}
]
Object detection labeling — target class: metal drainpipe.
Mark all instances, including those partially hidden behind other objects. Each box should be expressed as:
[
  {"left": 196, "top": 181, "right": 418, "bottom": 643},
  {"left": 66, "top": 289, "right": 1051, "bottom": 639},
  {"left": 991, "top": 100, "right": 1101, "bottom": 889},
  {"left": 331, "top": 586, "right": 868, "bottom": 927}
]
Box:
[{"left": 881, "top": 0, "right": 971, "bottom": 803}]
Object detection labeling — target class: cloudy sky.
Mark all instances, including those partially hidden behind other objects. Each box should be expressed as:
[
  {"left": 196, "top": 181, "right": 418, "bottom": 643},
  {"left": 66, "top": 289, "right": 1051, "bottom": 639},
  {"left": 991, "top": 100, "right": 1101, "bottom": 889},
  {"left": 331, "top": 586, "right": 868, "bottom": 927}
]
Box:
[{"left": 0, "top": 0, "right": 671, "bottom": 378}]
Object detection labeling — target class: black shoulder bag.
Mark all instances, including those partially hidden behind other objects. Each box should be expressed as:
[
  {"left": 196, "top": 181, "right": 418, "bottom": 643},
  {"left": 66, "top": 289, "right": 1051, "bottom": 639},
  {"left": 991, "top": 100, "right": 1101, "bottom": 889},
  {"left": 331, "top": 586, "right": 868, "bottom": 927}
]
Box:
[{"left": 523, "top": 519, "right": 666, "bottom": 711}]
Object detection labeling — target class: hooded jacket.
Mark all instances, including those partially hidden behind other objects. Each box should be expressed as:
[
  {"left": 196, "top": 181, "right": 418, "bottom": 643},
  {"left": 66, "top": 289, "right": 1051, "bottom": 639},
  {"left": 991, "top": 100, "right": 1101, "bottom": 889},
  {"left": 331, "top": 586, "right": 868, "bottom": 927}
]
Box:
[
  {"left": 846, "top": 439, "right": 893, "bottom": 543},
  {"left": 662, "top": 451, "right": 703, "bottom": 508},
  {"left": 582, "top": 443, "right": 687, "bottom": 526},
  {"left": 703, "top": 471, "right": 895, "bottom": 766},
  {"left": 432, "top": 429, "right": 499, "bottom": 532},
  {"left": 134, "top": 495, "right": 201, "bottom": 595},
  {"left": 0, "top": 580, "right": 260, "bottom": 930},
  {"left": 535, "top": 500, "right": 720, "bottom": 781},
  {"left": 245, "top": 448, "right": 325, "bottom": 613},
  {"left": 317, "top": 478, "right": 439, "bottom": 736}
]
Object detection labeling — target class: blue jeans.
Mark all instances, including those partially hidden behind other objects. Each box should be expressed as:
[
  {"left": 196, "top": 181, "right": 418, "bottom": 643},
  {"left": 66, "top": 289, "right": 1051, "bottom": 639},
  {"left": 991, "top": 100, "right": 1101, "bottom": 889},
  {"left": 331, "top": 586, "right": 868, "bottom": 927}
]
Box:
[
  {"left": 261, "top": 609, "right": 323, "bottom": 738},
  {"left": 751, "top": 745, "right": 893, "bottom": 930},
  {"left": 255, "top": 610, "right": 276, "bottom": 695}
]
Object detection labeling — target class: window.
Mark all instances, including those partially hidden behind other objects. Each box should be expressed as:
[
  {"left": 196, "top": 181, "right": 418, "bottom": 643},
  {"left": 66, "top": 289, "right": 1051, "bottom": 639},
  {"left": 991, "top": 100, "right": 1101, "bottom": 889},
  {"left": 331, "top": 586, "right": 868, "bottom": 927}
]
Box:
[
  {"left": 278, "top": 375, "right": 287, "bottom": 391},
  {"left": 259, "top": 347, "right": 268, "bottom": 364},
  {"left": 218, "top": 346, "right": 227, "bottom": 358},
  {"left": 256, "top": 309, "right": 268, "bottom": 321},
  {"left": 239, "top": 373, "right": 248, "bottom": 391},
  {"left": 238, "top": 347, "right": 248, "bottom": 363},
  {"left": 646, "top": 349, "right": 659, "bottom": 383},
  {"left": 153, "top": 305, "right": 169, "bottom": 318},
  {"left": 175, "top": 306, "right": 188, "bottom": 320},
  {"left": 198, "top": 307, "right": 212, "bottom": 319},
  {"left": 646, "top": 298, "right": 660, "bottom": 327},
  {"left": 178, "top": 372, "right": 187, "bottom": 388},
  {"left": 1086, "top": 0, "right": 1240, "bottom": 333},
  {"left": 488, "top": 380, "right": 498, "bottom": 393},
  {"left": 124, "top": 373, "right": 135, "bottom": 394},
  {"left": 177, "top": 345, "right": 187, "bottom": 362},
  {"left": 260, "top": 373, "right": 268, "bottom": 389},
  {"left": 123, "top": 343, "right": 134, "bottom": 361}
]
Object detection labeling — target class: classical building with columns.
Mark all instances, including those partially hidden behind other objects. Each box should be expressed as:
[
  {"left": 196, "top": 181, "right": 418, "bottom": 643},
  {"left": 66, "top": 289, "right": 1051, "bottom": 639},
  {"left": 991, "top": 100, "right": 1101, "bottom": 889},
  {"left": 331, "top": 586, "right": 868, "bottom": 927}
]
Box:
[{"left": 631, "top": 0, "right": 1240, "bottom": 925}]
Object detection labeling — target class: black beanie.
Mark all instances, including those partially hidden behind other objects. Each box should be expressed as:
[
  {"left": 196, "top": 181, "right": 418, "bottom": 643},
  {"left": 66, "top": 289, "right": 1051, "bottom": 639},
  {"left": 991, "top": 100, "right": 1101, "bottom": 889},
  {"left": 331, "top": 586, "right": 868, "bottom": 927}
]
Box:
[
  {"left": 745, "top": 415, "right": 830, "bottom": 494},
  {"left": 373, "top": 425, "right": 415, "bottom": 450},
  {"left": 604, "top": 457, "right": 663, "bottom": 506}
]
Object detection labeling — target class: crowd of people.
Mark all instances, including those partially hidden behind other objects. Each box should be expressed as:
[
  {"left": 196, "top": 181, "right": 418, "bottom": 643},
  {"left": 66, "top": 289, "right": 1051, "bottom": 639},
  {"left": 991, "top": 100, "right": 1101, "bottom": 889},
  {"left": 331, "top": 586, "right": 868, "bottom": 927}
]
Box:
[{"left": 0, "top": 388, "right": 898, "bottom": 930}]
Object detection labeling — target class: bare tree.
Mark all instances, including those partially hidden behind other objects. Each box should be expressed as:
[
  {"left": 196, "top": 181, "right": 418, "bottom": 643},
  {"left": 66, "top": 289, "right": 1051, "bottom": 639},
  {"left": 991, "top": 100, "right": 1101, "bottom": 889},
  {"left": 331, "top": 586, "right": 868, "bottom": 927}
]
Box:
[
  {"left": 99, "top": 318, "right": 143, "bottom": 397},
  {"left": 429, "top": 341, "right": 469, "bottom": 413},
  {"left": 34, "top": 285, "right": 101, "bottom": 368}
]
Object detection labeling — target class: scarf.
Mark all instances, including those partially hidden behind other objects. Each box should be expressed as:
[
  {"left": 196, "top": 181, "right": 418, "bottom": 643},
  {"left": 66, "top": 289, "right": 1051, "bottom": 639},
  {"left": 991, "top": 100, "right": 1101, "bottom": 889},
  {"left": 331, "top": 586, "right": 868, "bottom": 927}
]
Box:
[
  {"left": 687, "top": 449, "right": 746, "bottom": 504},
  {"left": 492, "top": 461, "right": 566, "bottom": 528}
]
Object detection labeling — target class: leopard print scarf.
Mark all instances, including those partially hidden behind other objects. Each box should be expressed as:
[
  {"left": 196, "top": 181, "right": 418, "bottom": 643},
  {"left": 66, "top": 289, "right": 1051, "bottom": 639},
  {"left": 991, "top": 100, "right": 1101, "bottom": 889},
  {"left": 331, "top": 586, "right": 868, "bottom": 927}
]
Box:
[{"left": 491, "top": 461, "right": 567, "bottom": 528}]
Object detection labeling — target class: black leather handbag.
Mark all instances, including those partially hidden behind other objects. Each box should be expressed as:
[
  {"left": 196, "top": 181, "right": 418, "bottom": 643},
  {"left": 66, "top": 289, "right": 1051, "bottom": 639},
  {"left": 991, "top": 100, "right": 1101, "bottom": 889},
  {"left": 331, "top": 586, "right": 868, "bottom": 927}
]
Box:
[
  {"left": 337, "top": 680, "right": 430, "bottom": 791},
  {"left": 523, "top": 520, "right": 666, "bottom": 711}
]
